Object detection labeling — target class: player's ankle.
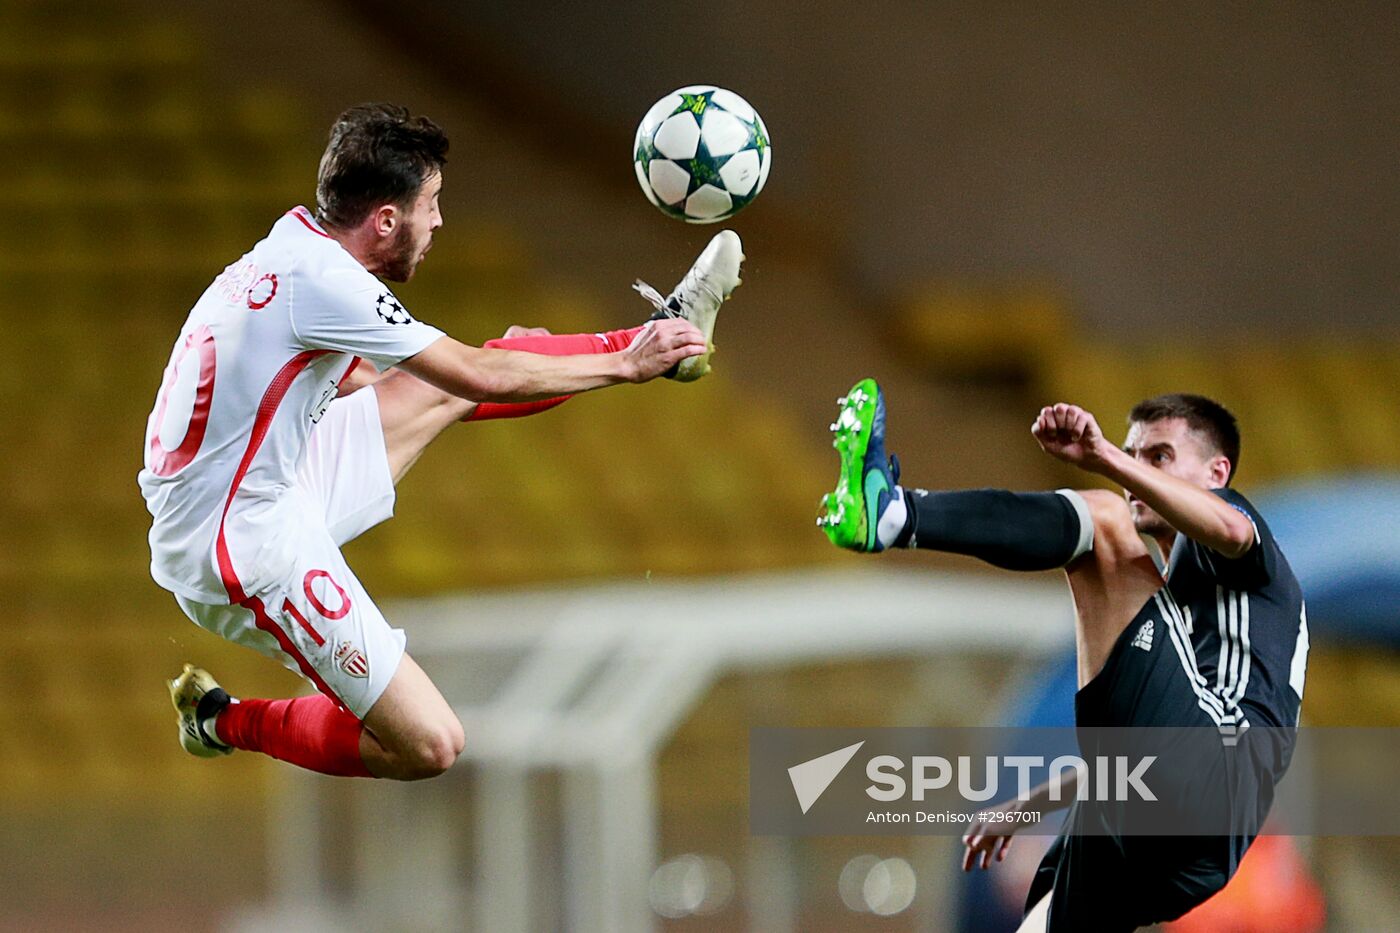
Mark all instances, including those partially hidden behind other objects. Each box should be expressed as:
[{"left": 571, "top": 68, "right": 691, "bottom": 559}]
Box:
[
  {"left": 876, "top": 486, "right": 914, "bottom": 549},
  {"left": 198, "top": 690, "right": 235, "bottom": 749}
]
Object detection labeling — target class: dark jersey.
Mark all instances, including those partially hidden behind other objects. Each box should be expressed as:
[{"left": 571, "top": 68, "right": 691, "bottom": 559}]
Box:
[
  {"left": 1030, "top": 488, "right": 1310, "bottom": 931},
  {"left": 1074, "top": 487, "right": 1309, "bottom": 735},
  {"left": 1162, "top": 487, "right": 1309, "bottom": 733}
]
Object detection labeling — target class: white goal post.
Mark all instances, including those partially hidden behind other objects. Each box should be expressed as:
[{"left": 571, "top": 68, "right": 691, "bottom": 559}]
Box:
[{"left": 238, "top": 567, "right": 1072, "bottom": 932}]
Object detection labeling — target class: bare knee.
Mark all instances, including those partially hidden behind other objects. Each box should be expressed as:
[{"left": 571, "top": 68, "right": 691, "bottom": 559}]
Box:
[
  {"left": 1078, "top": 488, "right": 1131, "bottom": 527},
  {"left": 399, "top": 718, "right": 465, "bottom": 780},
  {"left": 367, "top": 714, "right": 465, "bottom": 781},
  {"left": 436, "top": 717, "right": 467, "bottom": 770},
  {"left": 1077, "top": 489, "right": 1139, "bottom": 551},
  {"left": 362, "top": 654, "right": 465, "bottom": 780}
]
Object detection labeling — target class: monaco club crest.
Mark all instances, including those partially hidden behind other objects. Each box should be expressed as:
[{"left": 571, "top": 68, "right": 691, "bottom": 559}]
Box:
[{"left": 335, "top": 640, "right": 369, "bottom": 678}]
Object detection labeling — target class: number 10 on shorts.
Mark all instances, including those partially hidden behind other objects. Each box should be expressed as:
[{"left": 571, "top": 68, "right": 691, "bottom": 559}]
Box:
[{"left": 283, "top": 569, "right": 353, "bottom": 647}]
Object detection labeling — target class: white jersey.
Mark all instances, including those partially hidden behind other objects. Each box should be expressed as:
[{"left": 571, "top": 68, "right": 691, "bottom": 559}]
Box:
[{"left": 139, "top": 206, "right": 445, "bottom": 604}]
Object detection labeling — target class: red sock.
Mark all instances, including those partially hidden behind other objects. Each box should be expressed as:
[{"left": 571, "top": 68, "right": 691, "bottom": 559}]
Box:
[
  {"left": 215, "top": 695, "right": 372, "bottom": 778},
  {"left": 465, "top": 327, "right": 646, "bottom": 422}
]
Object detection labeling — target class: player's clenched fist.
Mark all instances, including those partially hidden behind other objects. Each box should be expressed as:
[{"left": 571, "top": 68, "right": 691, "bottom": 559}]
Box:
[
  {"left": 1031, "top": 402, "right": 1108, "bottom": 469},
  {"left": 621, "top": 318, "right": 707, "bottom": 382}
]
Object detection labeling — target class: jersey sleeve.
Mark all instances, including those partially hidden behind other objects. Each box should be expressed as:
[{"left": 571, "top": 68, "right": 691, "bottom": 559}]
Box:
[
  {"left": 290, "top": 264, "right": 445, "bottom": 372},
  {"left": 1185, "top": 488, "right": 1279, "bottom": 590}
]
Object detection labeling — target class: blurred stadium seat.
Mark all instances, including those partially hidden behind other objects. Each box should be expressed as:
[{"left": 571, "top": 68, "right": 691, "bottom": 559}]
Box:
[
  {"left": 6, "top": 0, "right": 1399, "bottom": 928},
  {"left": 894, "top": 287, "right": 1400, "bottom": 482},
  {"left": 0, "top": 0, "right": 840, "bottom": 815}
]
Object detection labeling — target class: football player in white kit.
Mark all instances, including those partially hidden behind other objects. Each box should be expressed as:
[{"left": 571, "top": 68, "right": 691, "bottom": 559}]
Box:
[{"left": 142, "top": 104, "right": 743, "bottom": 780}]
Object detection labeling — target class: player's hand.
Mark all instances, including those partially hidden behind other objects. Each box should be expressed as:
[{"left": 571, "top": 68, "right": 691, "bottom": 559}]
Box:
[
  {"left": 502, "top": 325, "right": 552, "bottom": 339},
  {"left": 961, "top": 801, "right": 1024, "bottom": 872},
  {"left": 621, "top": 318, "right": 706, "bottom": 382},
  {"left": 1031, "top": 403, "right": 1109, "bottom": 472}
]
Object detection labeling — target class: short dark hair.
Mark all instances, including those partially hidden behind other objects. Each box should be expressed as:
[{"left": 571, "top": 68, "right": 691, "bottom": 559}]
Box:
[
  {"left": 315, "top": 103, "right": 449, "bottom": 228},
  {"left": 1128, "top": 393, "right": 1241, "bottom": 482}
]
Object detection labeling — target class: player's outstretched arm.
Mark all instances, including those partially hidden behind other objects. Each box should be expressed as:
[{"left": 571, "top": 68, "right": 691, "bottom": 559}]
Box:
[
  {"left": 1031, "top": 403, "right": 1256, "bottom": 558},
  {"left": 398, "top": 319, "right": 706, "bottom": 403}
]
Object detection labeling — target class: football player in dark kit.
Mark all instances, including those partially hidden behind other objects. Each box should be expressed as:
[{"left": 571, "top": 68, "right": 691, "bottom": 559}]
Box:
[{"left": 818, "top": 381, "right": 1309, "bottom": 932}]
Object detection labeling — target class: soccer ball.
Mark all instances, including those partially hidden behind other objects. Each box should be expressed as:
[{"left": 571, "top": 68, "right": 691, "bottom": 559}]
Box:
[{"left": 633, "top": 86, "right": 771, "bottom": 223}]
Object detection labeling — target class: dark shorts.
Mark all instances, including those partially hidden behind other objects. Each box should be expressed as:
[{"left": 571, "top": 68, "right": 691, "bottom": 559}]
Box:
[
  {"left": 1027, "top": 808, "right": 1236, "bottom": 931},
  {"left": 1027, "top": 608, "right": 1279, "bottom": 931}
]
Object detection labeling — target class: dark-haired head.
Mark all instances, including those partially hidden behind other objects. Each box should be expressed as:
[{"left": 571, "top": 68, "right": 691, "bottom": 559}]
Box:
[
  {"left": 316, "top": 103, "right": 448, "bottom": 228},
  {"left": 1123, "top": 393, "right": 1242, "bottom": 535},
  {"left": 1128, "top": 393, "right": 1240, "bottom": 483},
  {"left": 314, "top": 104, "right": 448, "bottom": 282}
]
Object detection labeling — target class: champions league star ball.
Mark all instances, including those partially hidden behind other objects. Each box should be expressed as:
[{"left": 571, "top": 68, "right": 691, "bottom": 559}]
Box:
[{"left": 633, "top": 86, "right": 771, "bottom": 223}]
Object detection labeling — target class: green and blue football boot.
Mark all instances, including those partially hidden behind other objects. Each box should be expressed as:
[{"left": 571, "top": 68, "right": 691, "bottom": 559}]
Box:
[{"left": 818, "top": 378, "right": 902, "bottom": 552}]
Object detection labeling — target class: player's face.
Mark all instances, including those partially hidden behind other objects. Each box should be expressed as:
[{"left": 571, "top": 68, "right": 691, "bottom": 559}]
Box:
[
  {"left": 1122, "top": 417, "right": 1228, "bottom": 535},
  {"left": 381, "top": 171, "right": 444, "bottom": 283}
]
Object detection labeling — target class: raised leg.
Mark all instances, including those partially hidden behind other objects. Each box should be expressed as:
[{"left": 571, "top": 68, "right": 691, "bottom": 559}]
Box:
[
  {"left": 370, "top": 326, "right": 648, "bottom": 483},
  {"left": 358, "top": 654, "right": 465, "bottom": 780}
]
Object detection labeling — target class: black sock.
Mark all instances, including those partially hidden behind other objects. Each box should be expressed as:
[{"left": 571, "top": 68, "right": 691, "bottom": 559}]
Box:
[{"left": 901, "top": 488, "right": 1092, "bottom": 571}]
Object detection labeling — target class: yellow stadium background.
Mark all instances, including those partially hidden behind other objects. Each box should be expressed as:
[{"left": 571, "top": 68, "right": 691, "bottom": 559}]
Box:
[{"left": 3, "top": 0, "right": 1398, "bottom": 930}]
